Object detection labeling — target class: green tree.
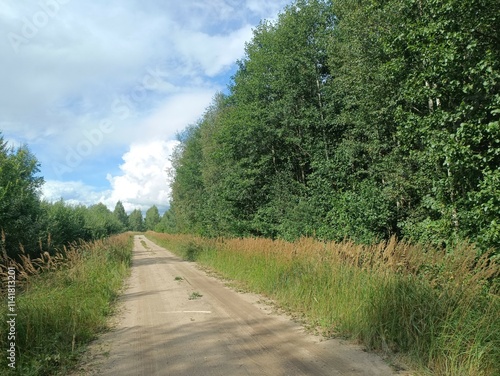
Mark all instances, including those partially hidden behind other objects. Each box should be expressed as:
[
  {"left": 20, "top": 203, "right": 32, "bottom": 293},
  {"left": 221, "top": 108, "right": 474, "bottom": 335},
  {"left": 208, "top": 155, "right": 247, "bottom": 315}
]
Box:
[
  {"left": 321, "top": 0, "right": 403, "bottom": 241},
  {"left": 145, "top": 205, "right": 160, "bottom": 230},
  {"left": 128, "top": 209, "right": 144, "bottom": 232},
  {"left": 0, "top": 134, "right": 44, "bottom": 257},
  {"left": 383, "top": 0, "right": 500, "bottom": 249},
  {"left": 166, "top": 0, "right": 500, "bottom": 250},
  {"left": 83, "top": 203, "right": 122, "bottom": 239},
  {"left": 113, "top": 201, "right": 128, "bottom": 230},
  {"left": 155, "top": 208, "right": 177, "bottom": 233},
  {"left": 41, "top": 200, "right": 86, "bottom": 250},
  {"left": 169, "top": 124, "right": 208, "bottom": 234},
  {"left": 205, "top": 0, "right": 336, "bottom": 238}
]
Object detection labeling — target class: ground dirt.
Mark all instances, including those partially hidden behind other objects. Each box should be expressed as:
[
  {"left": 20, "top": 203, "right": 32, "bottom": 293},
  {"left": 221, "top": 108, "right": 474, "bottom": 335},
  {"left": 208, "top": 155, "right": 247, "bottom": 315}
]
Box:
[{"left": 71, "top": 235, "right": 409, "bottom": 376}]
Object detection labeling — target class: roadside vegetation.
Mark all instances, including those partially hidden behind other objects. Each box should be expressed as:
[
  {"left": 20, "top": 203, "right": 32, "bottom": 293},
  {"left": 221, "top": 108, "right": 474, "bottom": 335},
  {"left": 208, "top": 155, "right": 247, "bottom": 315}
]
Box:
[
  {"left": 164, "top": 0, "right": 500, "bottom": 252},
  {"left": 1, "top": 127, "right": 156, "bottom": 375},
  {"left": 0, "top": 233, "right": 133, "bottom": 375},
  {"left": 158, "top": 3, "right": 499, "bottom": 373},
  {"left": 2, "top": 0, "right": 499, "bottom": 375},
  {"left": 147, "top": 231, "right": 499, "bottom": 376}
]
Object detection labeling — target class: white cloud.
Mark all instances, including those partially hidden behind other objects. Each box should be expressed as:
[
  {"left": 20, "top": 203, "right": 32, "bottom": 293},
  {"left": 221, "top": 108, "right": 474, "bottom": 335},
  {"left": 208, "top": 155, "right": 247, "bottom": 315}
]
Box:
[
  {"left": 43, "top": 140, "right": 179, "bottom": 213},
  {"left": 4, "top": 0, "right": 293, "bottom": 209},
  {"left": 0, "top": 0, "right": 281, "bottom": 141},
  {"left": 131, "top": 89, "right": 216, "bottom": 142},
  {"left": 104, "top": 140, "right": 180, "bottom": 212},
  {"left": 42, "top": 180, "right": 109, "bottom": 207},
  {"left": 1, "top": 0, "right": 292, "bottom": 146},
  {"left": 172, "top": 25, "right": 254, "bottom": 77},
  {"left": 246, "top": 0, "right": 290, "bottom": 16}
]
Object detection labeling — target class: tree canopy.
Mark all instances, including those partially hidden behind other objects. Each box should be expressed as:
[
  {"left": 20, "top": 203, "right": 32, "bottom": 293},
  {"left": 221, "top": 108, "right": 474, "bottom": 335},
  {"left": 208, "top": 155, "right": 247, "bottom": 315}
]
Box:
[
  {"left": 0, "top": 135, "right": 44, "bottom": 257},
  {"left": 166, "top": 0, "right": 500, "bottom": 251},
  {"left": 128, "top": 209, "right": 144, "bottom": 232},
  {"left": 145, "top": 205, "right": 161, "bottom": 231}
]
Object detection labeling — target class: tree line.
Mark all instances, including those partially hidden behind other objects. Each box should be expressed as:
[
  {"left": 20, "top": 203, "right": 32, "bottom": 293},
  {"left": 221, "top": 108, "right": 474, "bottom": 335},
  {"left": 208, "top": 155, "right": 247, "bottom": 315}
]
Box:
[
  {"left": 0, "top": 134, "right": 162, "bottom": 259},
  {"left": 166, "top": 0, "right": 499, "bottom": 251}
]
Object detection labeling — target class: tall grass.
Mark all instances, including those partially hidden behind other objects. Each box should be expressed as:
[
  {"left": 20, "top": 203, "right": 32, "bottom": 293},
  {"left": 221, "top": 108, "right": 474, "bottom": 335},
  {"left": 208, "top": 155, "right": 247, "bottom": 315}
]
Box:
[
  {"left": 0, "top": 233, "right": 133, "bottom": 375},
  {"left": 146, "top": 231, "right": 499, "bottom": 376}
]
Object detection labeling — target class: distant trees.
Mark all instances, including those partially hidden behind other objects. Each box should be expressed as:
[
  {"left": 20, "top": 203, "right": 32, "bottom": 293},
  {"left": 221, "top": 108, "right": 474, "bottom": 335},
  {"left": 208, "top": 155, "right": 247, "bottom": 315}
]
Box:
[
  {"left": 121, "top": 205, "right": 163, "bottom": 232},
  {"left": 39, "top": 202, "right": 161, "bottom": 249},
  {"left": 42, "top": 200, "right": 86, "bottom": 249},
  {"left": 83, "top": 203, "right": 123, "bottom": 239},
  {"left": 166, "top": 0, "right": 500, "bottom": 251},
  {"left": 113, "top": 201, "right": 128, "bottom": 230},
  {"left": 41, "top": 201, "right": 123, "bottom": 249},
  {"left": 145, "top": 205, "right": 160, "bottom": 230},
  {"left": 155, "top": 209, "right": 176, "bottom": 233},
  {"left": 128, "top": 209, "right": 144, "bottom": 232},
  {"left": 0, "top": 132, "right": 169, "bottom": 258}
]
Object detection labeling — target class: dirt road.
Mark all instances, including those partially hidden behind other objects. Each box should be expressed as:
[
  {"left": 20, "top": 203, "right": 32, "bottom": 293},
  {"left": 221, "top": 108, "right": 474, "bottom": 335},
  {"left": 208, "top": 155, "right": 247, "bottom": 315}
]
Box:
[{"left": 74, "top": 235, "right": 399, "bottom": 375}]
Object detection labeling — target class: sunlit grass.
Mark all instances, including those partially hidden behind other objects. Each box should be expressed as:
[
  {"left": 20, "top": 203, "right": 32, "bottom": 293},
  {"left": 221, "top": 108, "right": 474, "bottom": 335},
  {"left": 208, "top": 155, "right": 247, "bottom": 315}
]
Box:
[
  {"left": 146, "top": 231, "right": 499, "bottom": 376},
  {"left": 0, "top": 233, "right": 133, "bottom": 375}
]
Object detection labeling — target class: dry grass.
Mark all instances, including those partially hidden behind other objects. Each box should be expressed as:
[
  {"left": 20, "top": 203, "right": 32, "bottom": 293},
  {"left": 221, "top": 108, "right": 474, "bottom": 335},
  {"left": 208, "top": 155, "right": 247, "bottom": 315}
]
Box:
[
  {"left": 146, "top": 231, "right": 499, "bottom": 376},
  {"left": 0, "top": 246, "right": 83, "bottom": 296},
  {"left": 0, "top": 233, "right": 133, "bottom": 375}
]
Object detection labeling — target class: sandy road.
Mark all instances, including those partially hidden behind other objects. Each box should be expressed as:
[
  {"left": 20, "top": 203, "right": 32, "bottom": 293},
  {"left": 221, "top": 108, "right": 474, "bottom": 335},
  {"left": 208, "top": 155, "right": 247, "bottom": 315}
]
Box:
[{"left": 74, "top": 235, "right": 399, "bottom": 376}]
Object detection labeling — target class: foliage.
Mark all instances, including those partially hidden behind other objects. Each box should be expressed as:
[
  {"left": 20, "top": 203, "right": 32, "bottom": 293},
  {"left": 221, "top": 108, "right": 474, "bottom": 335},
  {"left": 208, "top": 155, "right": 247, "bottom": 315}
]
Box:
[
  {"left": 165, "top": 0, "right": 500, "bottom": 251},
  {"left": 128, "top": 209, "right": 144, "bottom": 232},
  {"left": 154, "top": 209, "right": 177, "bottom": 233},
  {"left": 144, "top": 205, "right": 160, "bottom": 231},
  {"left": 113, "top": 201, "right": 128, "bottom": 230},
  {"left": 40, "top": 200, "right": 86, "bottom": 250},
  {"left": 82, "top": 203, "right": 123, "bottom": 240},
  {"left": 0, "top": 134, "right": 44, "bottom": 258}
]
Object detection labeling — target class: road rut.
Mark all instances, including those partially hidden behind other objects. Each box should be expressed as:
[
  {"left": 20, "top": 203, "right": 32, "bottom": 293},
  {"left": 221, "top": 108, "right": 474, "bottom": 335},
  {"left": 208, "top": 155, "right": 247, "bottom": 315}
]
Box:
[{"left": 73, "top": 235, "right": 399, "bottom": 375}]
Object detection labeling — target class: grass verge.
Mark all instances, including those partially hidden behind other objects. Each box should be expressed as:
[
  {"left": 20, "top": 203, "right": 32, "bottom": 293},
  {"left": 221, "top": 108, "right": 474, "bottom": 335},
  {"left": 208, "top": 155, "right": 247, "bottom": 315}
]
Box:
[
  {"left": 146, "top": 231, "right": 499, "bottom": 376},
  {"left": 0, "top": 233, "right": 133, "bottom": 375}
]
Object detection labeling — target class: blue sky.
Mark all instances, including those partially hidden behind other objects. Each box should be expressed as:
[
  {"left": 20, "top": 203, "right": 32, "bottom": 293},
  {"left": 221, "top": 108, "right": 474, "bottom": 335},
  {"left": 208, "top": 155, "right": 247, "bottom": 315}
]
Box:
[{"left": 0, "top": 0, "right": 292, "bottom": 213}]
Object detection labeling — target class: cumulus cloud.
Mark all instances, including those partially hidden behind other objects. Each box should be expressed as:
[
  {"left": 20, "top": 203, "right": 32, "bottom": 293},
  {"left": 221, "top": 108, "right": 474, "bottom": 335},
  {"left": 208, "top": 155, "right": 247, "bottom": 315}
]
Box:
[
  {"left": 0, "top": 0, "right": 289, "bottom": 144},
  {"left": 172, "top": 25, "right": 255, "bottom": 77},
  {"left": 4, "top": 0, "right": 292, "bottom": 209},
  {"left": 105, "top": 140, "right": 180, "bottom": 213},
  {"left": 42, "top": 180, "right": 110, "bottom": 207},
  {"left": 43, "top": 139, "right": 179, "bottom": 213}
]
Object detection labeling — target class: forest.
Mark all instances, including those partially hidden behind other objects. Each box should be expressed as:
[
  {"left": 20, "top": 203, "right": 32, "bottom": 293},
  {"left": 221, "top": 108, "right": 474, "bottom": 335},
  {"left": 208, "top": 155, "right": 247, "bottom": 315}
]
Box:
[
  {"left": 1, "top": 1, "right": 499, "bottom": 374},
  {"left": 2, "top": 0, "right": 498, "bottom": 257},
  {"left": 0, "top": 135, "right": 160, "bottom": 259},
  {"left": 166, "top": 0, "right": 500, "bottom": 252}
]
